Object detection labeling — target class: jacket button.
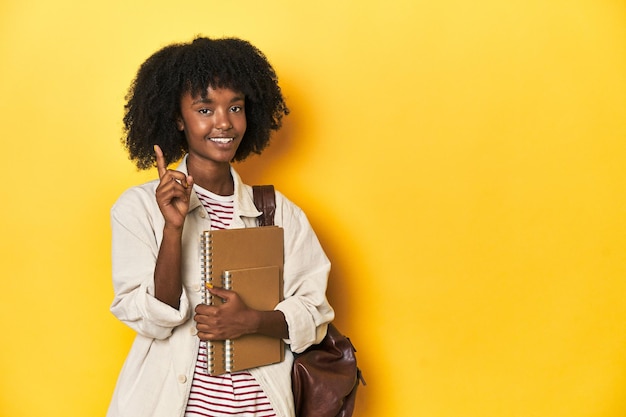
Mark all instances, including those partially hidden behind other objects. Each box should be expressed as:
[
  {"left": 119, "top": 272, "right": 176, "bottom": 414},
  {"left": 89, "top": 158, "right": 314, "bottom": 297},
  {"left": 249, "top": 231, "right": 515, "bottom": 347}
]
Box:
[
  {"left": 190, "top": 326, "right": 198, "bottom": 336},
  {"left": 178, "top": 374, "right": 187, "bottom": 384},
  {"left": 193, "top": 283, "right": 202, "bottom": 292}
]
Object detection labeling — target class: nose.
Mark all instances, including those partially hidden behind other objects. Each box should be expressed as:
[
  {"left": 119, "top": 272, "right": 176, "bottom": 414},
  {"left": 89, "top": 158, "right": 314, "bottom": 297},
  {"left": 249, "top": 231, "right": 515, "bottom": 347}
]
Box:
[{"left": 215, "top": 109, "right": 232, "bottom": 131}]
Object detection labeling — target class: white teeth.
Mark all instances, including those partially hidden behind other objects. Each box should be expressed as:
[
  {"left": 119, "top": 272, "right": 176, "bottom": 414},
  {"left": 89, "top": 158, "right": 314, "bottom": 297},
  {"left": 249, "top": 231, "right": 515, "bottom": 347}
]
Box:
[{"left": 210, "top": 138, "right": 234, "bottom": 143}]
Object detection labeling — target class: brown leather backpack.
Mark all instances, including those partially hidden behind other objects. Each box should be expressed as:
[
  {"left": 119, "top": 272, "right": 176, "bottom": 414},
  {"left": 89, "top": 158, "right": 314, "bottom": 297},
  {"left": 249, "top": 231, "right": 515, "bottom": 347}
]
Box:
[
  {"left": 292, "top": 323, "right": 364, "bottom": 417},
  {"left": 253, "top": 185, "right": 365, "bottom": 417}
]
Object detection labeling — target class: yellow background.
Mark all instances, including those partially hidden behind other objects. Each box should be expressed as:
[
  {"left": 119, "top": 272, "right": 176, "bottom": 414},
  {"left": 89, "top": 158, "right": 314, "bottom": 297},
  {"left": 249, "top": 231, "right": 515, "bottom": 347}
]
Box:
[{"left": 1, "top": 0, "right": 625, "bottom": 416}]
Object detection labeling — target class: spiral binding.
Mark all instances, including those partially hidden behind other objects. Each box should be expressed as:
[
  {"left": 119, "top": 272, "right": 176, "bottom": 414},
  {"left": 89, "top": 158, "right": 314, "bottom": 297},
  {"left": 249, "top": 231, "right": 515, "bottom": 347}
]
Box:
[
  {"left": 200, "top": 231, "right": 214, "bottom": 374},
  {"left": 223, "top": 271, "right": 234, "bottom": 373}
]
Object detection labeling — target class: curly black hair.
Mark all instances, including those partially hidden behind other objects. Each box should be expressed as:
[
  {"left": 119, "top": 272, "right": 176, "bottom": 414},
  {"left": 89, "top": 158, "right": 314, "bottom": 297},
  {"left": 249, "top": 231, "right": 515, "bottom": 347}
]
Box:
[{"left": 122, "top": 36, "right": 289, "bottom": 169}]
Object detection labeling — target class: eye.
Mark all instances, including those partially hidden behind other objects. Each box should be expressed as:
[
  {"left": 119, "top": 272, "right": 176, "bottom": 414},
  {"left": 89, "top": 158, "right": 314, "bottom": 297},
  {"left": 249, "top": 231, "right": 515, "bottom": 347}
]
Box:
[
  {"left": 198, "top": 108, "right": 213, "bottom": 115},
  {"left": 230, "top": 105, "right": 244, "bottom": 113}
]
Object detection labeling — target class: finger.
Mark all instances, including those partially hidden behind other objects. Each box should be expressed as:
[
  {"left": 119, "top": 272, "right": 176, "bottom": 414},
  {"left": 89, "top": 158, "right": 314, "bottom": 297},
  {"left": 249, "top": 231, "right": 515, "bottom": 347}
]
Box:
[
  {"left": 154, "top": 145, "right": 167, "bottom": 178},
  {"left": 193, "top": 313, "right": 212, "bottom": 325},
  {"left": 208, "top": 286, "right": 232, "bottom": 300},
  {"left": 197, "top": 331, "right": 219, "bottom": 342},
  {"left": 157, "top": 171, "right": 191, "bottom": 192},
  {"left": 195, "top": 304, "right": 215, "bottom": 315},
  {"left": 208, "top": 287, "right": 234, "bottom": 305},
  {"left": 156, "top": 181, "right": 190, "bottom": 204}
]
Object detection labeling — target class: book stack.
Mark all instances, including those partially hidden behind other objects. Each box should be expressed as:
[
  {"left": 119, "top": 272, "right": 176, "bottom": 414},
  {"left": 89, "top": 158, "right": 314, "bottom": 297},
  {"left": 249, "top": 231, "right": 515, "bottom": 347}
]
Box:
[{"left": 200, "top": 226, "right": 285, "bottom": 375}]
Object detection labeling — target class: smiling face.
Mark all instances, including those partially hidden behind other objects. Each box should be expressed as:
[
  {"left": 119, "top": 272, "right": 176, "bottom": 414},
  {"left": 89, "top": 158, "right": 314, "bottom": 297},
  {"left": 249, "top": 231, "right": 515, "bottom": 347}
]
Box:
[{"left": 177, "top": 85, "right": 247, "bottom": 170}]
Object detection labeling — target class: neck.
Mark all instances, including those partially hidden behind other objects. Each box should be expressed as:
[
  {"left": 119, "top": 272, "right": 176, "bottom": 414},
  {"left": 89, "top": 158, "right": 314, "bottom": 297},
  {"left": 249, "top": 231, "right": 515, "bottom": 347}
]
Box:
[{"left": 186, "top": 154, "right": 234, "bottom": 196}]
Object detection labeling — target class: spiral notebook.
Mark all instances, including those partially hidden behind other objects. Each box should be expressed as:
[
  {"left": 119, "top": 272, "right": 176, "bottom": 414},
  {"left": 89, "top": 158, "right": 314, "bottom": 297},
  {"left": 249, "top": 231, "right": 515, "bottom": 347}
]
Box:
[{"left": 200, "top": 226, "right": 285, "bottom": 375}]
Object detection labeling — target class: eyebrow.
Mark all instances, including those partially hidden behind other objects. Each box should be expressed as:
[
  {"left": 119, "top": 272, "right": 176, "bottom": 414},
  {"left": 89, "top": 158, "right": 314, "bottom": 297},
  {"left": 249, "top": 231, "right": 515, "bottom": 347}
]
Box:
[{"left": 192, "top": 95, "right": 245, "bottom": 105}]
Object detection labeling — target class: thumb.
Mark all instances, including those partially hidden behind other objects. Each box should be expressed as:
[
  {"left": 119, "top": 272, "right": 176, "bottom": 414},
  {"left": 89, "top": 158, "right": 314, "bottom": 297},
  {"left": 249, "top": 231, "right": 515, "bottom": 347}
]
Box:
[{"left": 185, "top": 175, "right": 194, "bottom": 193}]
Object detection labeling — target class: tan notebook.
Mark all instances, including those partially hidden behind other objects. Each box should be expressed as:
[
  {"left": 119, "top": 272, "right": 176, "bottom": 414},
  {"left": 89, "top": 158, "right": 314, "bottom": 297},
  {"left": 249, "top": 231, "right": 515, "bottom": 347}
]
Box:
[{"left": 200, "top": 226, "right": 284, "bottom": 375}]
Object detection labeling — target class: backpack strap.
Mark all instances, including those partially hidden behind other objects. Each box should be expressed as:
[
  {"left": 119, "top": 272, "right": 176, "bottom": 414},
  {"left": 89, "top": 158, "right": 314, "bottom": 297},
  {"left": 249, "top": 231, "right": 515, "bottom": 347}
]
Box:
[{"left": 252, "top": 185, "right": 276, "bottom": 227}]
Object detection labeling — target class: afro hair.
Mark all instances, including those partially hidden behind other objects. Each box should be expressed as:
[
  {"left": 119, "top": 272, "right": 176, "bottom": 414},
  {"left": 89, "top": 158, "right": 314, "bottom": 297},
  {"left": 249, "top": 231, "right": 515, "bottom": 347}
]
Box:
[{"left": 122, "top": 36, "right": 289, "bottom": 169}]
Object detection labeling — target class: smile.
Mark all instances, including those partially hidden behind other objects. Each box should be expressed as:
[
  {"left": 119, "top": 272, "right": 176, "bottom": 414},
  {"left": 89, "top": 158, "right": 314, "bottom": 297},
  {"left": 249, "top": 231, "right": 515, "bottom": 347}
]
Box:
[{"left": 209, "top": 137, "right": 234, "bottom": 144}]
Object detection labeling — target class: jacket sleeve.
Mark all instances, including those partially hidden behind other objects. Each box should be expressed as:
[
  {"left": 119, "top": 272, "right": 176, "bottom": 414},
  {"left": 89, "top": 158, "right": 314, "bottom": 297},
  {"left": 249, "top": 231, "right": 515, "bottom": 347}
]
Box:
[
  {"left": 109, "top": 186, "right": 191, "bottom": 340},
  {"left": 273, "top": 191, "right": 335, "bottom": 353}
]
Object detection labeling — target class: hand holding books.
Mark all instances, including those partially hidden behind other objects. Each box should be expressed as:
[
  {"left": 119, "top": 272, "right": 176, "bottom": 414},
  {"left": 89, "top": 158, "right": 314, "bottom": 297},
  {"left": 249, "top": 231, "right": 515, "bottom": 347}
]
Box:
[{"left": 194, "top": 285, "right": 260, "bottom": 341}]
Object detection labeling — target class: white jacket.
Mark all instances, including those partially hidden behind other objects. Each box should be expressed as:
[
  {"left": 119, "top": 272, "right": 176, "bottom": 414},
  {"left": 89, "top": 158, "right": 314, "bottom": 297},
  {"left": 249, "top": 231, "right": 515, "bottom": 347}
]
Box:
[{"left": 107, "top": 158, "right": 334, "bottom": 417}]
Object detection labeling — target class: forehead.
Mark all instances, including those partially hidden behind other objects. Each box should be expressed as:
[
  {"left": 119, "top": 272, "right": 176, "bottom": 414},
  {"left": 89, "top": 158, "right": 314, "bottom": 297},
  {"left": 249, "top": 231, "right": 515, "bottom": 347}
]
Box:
[
  {"left": 181, "top": 85, "right": 245, "bottom": 104},
  {"left": 183, "top": 76, "right": 244, "bottom": 96},
  {"left": 183, "top": 80, "right": 244, "bottom": 98}
]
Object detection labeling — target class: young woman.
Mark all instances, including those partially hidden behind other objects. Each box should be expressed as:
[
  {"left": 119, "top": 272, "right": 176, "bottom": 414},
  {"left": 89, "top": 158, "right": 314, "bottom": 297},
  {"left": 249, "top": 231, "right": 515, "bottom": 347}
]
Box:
[{"left": 108, "top": 37, "right": 334, "bottom": 417}]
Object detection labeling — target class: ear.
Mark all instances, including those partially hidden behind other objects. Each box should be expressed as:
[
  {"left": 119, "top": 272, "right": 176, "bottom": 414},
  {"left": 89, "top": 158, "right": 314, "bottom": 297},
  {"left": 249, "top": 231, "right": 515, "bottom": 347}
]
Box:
[{"left": 176, "top": 116, "right": 185, "bottom": 131}]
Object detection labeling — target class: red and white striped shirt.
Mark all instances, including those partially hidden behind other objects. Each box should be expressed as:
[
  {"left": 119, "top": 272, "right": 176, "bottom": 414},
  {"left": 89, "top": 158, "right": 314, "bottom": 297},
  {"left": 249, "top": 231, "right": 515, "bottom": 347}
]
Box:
[{"left": 185, "top": 185, "right": 276, "bottom": 417}]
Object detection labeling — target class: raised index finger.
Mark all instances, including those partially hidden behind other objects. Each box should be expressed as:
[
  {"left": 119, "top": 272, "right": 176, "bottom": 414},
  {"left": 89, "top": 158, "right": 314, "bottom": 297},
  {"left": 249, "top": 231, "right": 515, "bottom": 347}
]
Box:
[{"left": 154, "top": 145, "right": 167, "bottom": 178}]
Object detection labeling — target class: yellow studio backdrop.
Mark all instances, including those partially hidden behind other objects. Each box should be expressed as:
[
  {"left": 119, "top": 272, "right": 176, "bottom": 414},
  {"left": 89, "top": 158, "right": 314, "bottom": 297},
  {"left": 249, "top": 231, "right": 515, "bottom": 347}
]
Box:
[{"left": 1, "top": 0, "right": 625, "bottom": 416}]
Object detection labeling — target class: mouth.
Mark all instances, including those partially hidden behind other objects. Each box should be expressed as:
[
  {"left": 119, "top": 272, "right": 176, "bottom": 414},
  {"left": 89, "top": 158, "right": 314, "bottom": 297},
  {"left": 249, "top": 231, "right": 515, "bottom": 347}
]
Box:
[{"left": 209, "top": 137, "right": 235, "bottom": 144}]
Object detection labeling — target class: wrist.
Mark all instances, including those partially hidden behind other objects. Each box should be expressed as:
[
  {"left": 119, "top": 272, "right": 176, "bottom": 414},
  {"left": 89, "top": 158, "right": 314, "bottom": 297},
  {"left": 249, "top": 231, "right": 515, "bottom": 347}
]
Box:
[
  {"left": 248, "top": 309, "right": 263, "bottom": 334},
  {"left": 163, "top": 223, "right": 184, "bottom": 235},
  {"left": 253, "top": 310, "right": 288, "bottom": 339}
]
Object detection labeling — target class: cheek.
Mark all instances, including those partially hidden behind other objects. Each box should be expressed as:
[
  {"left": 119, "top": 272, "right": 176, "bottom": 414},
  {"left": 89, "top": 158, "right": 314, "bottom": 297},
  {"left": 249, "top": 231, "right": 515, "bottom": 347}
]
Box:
[
  {"left": 237, "top": 119, "right": 247, "bottom": 135},
  {"left": 185, "top": 120, "right": 211, "bottom": 137}
]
